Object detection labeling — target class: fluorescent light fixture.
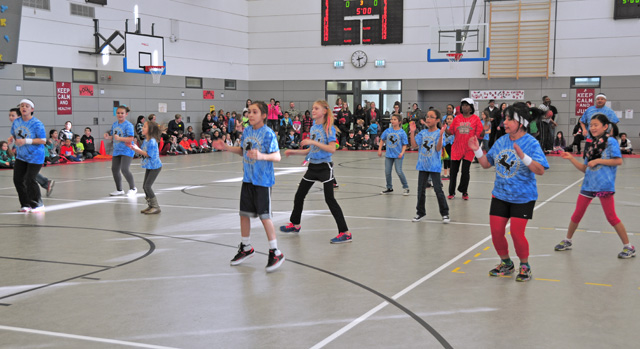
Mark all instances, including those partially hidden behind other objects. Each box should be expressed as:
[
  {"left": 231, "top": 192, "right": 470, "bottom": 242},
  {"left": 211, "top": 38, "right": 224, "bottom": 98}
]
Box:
[
  {"left": 375, "top": 59, "right": 386, "bottom": 68},
  {"left": 333, "top": 60, "right": 344, "bottom": 69}
]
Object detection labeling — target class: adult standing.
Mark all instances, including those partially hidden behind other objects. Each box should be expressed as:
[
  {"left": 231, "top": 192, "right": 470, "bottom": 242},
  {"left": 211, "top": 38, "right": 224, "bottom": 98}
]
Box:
[
  {"left": 353, "top": 104, "right": 365, "bottom": 126},
  {"left": 167, "top": 114, "right": 185, "bottom": 138},
  {"left": 485, "top": 100, "right": 501, "bottom": 148},
  {"left": 333, "top": 97, "right": 343, "bottom": 115},
  {"left": 365, "top": 101, "right": 381, "bottom": 127},
  {"left": 287, "top": 102, "right": 301, "bottom": 120},
  {"left": 445, "top": 98, "right": 484, "bottom": 200},
  {"left": 135, "top": 115, "right": 146, "bottom": 142},
  {"left": 267, "top": 98, "right": 280, "bottom": 132},
  {"left": 538, "top": 96, "right": 558, "bottom": 152},
  {"left": 580, "top": 93, "right": 619, "bottom": 138},
  {"left": 11, "top": 99, "right": 47, "bottom": 212}
]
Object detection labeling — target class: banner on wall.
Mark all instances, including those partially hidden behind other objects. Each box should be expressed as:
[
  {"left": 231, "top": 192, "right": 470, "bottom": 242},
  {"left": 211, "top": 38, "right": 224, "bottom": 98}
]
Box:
[
  {"left": 575, "top": 88, "right": 595, "bottom": 116},
  {"left": 56, "top": 82, "right": 72, "bottom": 115},
  {"left": 470, "top": 90, "right": 525, "bottom": 100},
  {"left": 203, "top": 90, "right": 215, "bottom": 99},
  {"left": 79, "top": 85, "right": 94, "bottom": 96}
]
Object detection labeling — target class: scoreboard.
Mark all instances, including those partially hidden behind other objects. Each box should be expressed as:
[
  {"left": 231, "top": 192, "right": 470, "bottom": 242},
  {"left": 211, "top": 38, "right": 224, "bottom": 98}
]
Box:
[
  {"left": 321, "top": 0, "right": 403, "bottom": 46},
  {"left": 614, "top": 0, "right": 640, "bottom": 19}
]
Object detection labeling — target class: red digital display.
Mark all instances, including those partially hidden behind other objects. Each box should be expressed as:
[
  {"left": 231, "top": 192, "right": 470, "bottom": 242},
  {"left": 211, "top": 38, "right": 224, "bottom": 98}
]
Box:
[{"left": 321, "top": 0, "right": 403, "bottom": 46}]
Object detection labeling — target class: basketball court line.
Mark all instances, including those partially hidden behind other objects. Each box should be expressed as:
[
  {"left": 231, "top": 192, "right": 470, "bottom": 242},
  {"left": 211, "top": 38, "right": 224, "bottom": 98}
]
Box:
[{"left": 310, "top": 177, "right": 584, "bottom": 348}]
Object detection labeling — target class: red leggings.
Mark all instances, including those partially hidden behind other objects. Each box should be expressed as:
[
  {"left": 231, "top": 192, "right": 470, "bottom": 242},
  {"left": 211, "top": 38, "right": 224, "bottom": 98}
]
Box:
[
  {"left": 490, "top": 216, "right": 529, "bottom": 260},
  {"left": 570, "top": 194, "right": 621, "bottom": 226}
]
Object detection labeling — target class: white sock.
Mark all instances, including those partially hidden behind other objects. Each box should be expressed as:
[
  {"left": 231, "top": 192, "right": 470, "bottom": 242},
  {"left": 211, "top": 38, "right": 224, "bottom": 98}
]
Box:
[
  {"left": 565, "top": 238, "right": 572, "bottom": 242},
  {"left": 242, "top": 237, "right": 251, "bottom": 249},
  {"left": 624, "top": 243, "right": 632, "bottom": 248},
  {"left": 269, "top": 239, "right": 281, "bottom": 255}
]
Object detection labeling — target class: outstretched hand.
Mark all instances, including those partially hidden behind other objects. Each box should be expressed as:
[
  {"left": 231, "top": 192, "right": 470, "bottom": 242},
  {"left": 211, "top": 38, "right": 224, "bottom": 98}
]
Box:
[
  {"left": 559, "top": 151, "right": 574, "bottom": 160},
  {"left": 468, "top": 136, "right": 480, "bottom": 151},
  {"left": 440, "top": 124, "right": 447, "bottom": 135},
  {"left": 211, "top": 139, "right": 226, "bottom": 151}
]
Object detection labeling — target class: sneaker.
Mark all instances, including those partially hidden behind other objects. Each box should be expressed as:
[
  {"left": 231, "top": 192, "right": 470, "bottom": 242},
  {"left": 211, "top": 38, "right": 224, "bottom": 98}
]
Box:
[
  {"left": 381, "top": 188, "right": 393, "bottom": 194},
  {"left": 333, "top": 183, "right": 339, "bottom": 190},
  {"left": 280, "top": 223, "right": 301, "bottom": 233},
  {"left": 330, "top": 232, "right": 352, "bottom": 244},
  {"left": 127, "top": 188, "right": 138, "bottom": 196},
  {"left": 403, "top": 189, "right": 410, "bottom": 196},
  {"left": 442, "top": 215, "right": 450, "bottom": 224},
  {"left": 515, "top": 264, "right": 532, "bottom": 282},
  {"left": 554, "top": 239, "right": 573, "bottom": 251},
  {"left": 19, "top": 207, "right": 31, "bottom": 213},
  {"left": 110, "top": 190, "right": 125, "bottom": 196},
  {"left": 412, "top": 214, "right": 425, "bottom": 222},
  {"left": 230, "top": 243, "right": 255, "bottom": 266},
  {"left": 489, "top": 261, "right": 515, "bottom": 277},
  {"left": 447, "top": 195, "right": 455, "bottom": 200},
  {"left": 618, "top": 245, "right": 636, "bottom": 259},
  {"left": 462, "top": 193, "right": 470, "bottom": 200},
  {"left": 265, "top": 249, "right": 285, "bottom": 272},
  {"left": 46, "top": 180, "right": 55, "bottom": 197},
  {"left": 31, "top": 205, "right": 45, "bottom": 213}
]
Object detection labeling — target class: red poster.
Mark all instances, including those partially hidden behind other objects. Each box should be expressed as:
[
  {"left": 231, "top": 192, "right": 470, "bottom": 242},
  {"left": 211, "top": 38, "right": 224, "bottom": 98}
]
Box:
[
  {"left": 203, "top": 90, "right": 215, "bottom": 99},
  {"left": 79, "top": 85, "right": 94, "bottom": 96},
  {"left": 575, "top": 88, "right": 594, "bottom": 116},
  {"left": 56, "top": 82, "right": 72, "bottom": 115}
]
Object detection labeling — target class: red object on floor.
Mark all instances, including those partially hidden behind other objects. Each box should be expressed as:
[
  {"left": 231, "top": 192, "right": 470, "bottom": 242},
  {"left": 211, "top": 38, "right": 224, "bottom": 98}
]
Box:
[{"left": 99, "top": 140, "right": 106, "bottom": 156}]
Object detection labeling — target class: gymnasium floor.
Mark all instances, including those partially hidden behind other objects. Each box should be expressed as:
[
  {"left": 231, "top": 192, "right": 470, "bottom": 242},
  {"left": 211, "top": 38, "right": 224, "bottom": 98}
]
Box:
[{"left": 0, "top": 150, "right": 638, "bottom": 348}]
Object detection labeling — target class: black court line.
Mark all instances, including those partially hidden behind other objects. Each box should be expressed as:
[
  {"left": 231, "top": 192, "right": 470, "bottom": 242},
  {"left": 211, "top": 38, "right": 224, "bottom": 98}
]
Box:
[
  {"left": 0, "top": 224, "right": 155, "bottom": 302},
  {"left": 0, "top": 256, "right": 113, "bottom": 269}
]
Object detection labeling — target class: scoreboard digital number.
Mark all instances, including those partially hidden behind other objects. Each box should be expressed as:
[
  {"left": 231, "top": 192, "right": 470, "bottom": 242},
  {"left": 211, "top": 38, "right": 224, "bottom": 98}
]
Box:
[
  {"left": 321, "top": 0, "right": 403, "bottom": 46},
  {"left": 614, "top": 0, "right": 640, "bottom": 19}
]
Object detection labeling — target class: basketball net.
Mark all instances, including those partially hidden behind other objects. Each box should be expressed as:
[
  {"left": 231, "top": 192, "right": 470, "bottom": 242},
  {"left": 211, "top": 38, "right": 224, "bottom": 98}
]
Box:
[
  {"left": 446, "top": 53, "right": 463, "bottom": 69},
  {"left": 146, "top": 66, "right": 165, "bottom": 84}
]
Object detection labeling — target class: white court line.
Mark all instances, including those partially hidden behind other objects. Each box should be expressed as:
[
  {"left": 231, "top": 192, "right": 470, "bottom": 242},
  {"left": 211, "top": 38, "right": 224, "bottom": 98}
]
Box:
[
  {"left": 0, "top": 325, "right": 179, "bottom": 349},
  {"left": 311, "top": 177, "right": 584, "bottom": 349}
]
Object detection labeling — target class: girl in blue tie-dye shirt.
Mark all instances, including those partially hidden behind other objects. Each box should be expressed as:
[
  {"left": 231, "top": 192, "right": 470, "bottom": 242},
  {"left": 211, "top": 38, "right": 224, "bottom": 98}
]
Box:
[{"left": 129, "top": 121, "right": 163, "bottom": 215}]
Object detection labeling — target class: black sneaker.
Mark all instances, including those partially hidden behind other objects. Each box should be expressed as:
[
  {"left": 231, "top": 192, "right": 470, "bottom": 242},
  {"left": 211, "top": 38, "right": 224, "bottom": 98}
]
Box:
[
  {"left": 266, "top": 249, "right": 285, "bottom": 272},
  {"left": 381, "top": 188, "right": 394, "bottom": 194},
  {"left": 515, "top": 264, "right": 532, "bottom": 282},
  {"left": 412, "top": 214, "right": 425, "bottom": 222},
  {"left": 489, "top": 261, "right": 515, "bottom": 277},
  {"left": 230, "top": 243, "right": 255, "bottom": 266}
]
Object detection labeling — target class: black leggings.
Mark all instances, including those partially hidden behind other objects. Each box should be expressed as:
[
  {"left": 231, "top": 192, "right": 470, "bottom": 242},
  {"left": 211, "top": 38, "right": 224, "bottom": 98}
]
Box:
[
  {"left": 449, "top": 159, "right": 471, "bottom": 196},
  {"left": 289, "top": 163, "right": 349, "bottom": 232},
  {"left": 143, "top": 168, "right": 161, "bottom": 198},
  {"left": 13, "top": 159, "right": 43, "bottom": 208},
  {"left": 111, "top": 155, "right": 135, "bottom": 191}
]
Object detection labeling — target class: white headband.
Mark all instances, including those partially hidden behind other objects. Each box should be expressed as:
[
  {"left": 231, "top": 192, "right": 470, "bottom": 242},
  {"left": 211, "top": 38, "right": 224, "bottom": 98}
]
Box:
[
  {"left": 20, "top": 99, "right": 35, "bottom": 109},
  {"left": 513, "top": 112, "right": 529, "bottom": 127},
  {"left": 596, "top": 93, "right": 606, "bottom": 99}
]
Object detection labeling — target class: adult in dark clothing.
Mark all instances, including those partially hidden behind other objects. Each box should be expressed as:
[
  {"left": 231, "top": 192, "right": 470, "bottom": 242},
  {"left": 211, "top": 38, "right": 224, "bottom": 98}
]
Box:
[
  {"left": 365, "top": 101, "right": 381, "bottom": 127},
  {"left": 167, "top": 114, "right": 185, "bottom": 138},
  {"left": 202, "top": 113, "right": 214, "bottom": 136},
  {"left": 569, "top": 120, "right": 584, "bottom": 153},
  {"left": 538, "top": 96, "right": 558, "bottom": 152},
  {"left": 484, "top": 100, "right": 502, "bottom": 148},
  {"left": 353, "top": 104, "right": 365, "bottom": 127}
]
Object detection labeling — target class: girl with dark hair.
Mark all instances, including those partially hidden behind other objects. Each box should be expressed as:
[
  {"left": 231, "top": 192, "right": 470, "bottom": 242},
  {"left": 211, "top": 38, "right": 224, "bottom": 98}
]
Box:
[
  {"left": 469, "top": 102, "right": 549, "bottom": 282},
  {"left": 104, "top": 105, "right": 137, "bottom": 196},
  {"left": 202, "top": 113, "right": 214, "bottom": 135},
  {"left": 555, "top": 113, "right": 634, "bottom": 259},
  {"left": 553, "top": 131, "right": 566, "bottom": 153},
  {"left": 129, "top": 121, "right": 163, "bottom": 214},
  {"left": 135, "top": 115, "right": 146, "bottom": 142}
]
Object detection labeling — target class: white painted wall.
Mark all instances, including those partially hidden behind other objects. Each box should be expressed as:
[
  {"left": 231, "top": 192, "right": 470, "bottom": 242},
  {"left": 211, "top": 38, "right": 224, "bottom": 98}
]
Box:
[{"left": 13, "top": 0, "right": 640, "bottom": 81}]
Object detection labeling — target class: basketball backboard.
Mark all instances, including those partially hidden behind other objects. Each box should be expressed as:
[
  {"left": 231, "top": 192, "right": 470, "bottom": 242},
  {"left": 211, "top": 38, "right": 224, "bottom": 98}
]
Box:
[
  {"left": 123, "top": 32, "right": 165, "bottom": 74},
  {"left": 427, "top": 23, "right": 490, "bottom": 62}
]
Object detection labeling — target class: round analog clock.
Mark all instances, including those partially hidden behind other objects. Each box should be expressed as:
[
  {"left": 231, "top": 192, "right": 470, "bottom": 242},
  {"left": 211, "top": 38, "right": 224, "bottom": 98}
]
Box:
[{"left": 351, "top": 50, "right": 368, "bottom": 68}]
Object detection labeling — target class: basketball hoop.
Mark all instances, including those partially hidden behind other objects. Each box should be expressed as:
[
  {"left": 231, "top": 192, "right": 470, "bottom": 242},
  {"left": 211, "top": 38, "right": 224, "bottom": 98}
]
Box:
[
  {"left": 145, "top": 65, "right": 165, "bottom": 84},
  {"left": 446, "top": 53, "right": 464, "bottom": 63}
]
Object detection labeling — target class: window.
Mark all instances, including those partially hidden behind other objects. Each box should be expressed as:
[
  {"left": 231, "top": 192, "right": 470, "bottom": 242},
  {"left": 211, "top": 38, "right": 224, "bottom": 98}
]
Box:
[
  {"left": 72, "top": 69, "right": 97, "bottom": 83},
  {"left": 326, "top": 81, "right": 353, "bottom": 91},
  {"left": 70, "top": 3, "right": 95, "bottom": 18},
  {"left": 570, "top": 77, "right": 601, "bottom": 89},
  {"left": 224, "top": 79, "right": 236, "bottom": 90},
  {"left": 185, "top": 77, "right": 202, "bottom": 89},
  {"left": 361, "top": 80, "right": 401, "bottom": 91},
  {"left": 23, "top": 65, "right": 52, "bottom": 81},
  {"left": 23, "top": 0, "right": 50, "bottom": 10}
]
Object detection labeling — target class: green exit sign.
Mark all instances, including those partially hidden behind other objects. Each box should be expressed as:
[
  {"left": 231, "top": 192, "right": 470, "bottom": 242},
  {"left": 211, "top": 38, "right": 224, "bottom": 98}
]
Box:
[{"left": 614, "top": 0, "right": 640, "bottom": 19}]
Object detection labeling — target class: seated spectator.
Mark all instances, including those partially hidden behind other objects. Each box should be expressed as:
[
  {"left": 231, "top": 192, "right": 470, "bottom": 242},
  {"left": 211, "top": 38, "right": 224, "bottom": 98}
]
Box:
[
  {"left": 355, "top": 130, "right": 364, "bottom": 150},
  {"left": 168, "top": 135, "right": 187, "bottom": 155},
  {"left": 211, "top": 129, "right": 222, "bottom": 143},
  {"left": 47, "top": 130, "right": 61, "bottom": 164},
  {"left": 73, "top": 134, "right": 85, "bottom": 159},
  {"left": 184, "top": 126, "right": 195, "bottom": 141},
  {"left": 81, "top": 127, "right": 98, "bottom": 159},
  {"left": 188, "top": 133, "right": 200, "bottom": 153},
  {"left": 0, "top": 141, "right": 15, "bottom": 168},
  {"left": 233, "top": 135, "right": 242, "bottom": 147},
  {"left": 168, "top": 114, "right": 185, "bottom": 138},
  {"left": 224, "top": 133, "right": 233, "bottom": 147},
  {"left": 199, "top": 132, "right": 212, "bottom": 153},
  {"left": 367, "top": 120, "right": 379, "bottom": 136},
  {"left": 60, "top": 138, "right": 82, "bottom": 162},
  {"left": 553, "top": 131, "right": 566, "bottom": 154},
  {"left": 619, "top": 133, "right": 633, "bottom": 154},
  {"left": 292, "top": 115, "right": 302, "bottom": 134},
  {"left": 202, "top": 113, "right": 214, "bottom": 136},
  {"left": 285, "top": 129, "right": 300, "bottom": 149},
  {"left": 361, "top": 133, "right": 373, "bottom": 151},
  {"left": 135, "top": 115, "right": 146, "bottom": 143},
  {"left": 354, "top": 119, "right": 365, "bottom": 136},
  {"left": 159, "top": 131, "right": 171, "bottom": 155},
  {"left": 345, "top": 130, "right": 357, "bottom": 150},
  {"left": 180, "top": 135, "right": 194, "bottom": 154},
  {"left": 59, "top": 121, "right": 74, "bottom": 142}
]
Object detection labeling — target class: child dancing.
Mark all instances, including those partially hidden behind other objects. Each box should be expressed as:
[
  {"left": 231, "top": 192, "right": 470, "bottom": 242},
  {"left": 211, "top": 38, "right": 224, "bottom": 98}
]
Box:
[{"left": 280, "top": 100, "right": 352, "bottom": 244}]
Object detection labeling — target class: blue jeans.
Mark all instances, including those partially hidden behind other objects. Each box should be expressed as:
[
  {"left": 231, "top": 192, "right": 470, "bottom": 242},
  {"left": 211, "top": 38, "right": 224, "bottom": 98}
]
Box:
[
  {"left": 385, "top": 157, "right": 408, "bottom": 190},
  {"left": 417, "top": 171, "right": 449, "bottom": 217}
]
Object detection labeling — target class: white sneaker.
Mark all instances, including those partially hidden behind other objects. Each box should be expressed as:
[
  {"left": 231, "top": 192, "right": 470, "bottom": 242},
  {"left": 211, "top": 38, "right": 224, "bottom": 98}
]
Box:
[
  {"left": 442, "top": 215, "right": 450, "bottom": 224},
  {"left": 31, "top": 205, "right": 45, "bottom": 213},
  {"left": 19, "top": 207, "right": 31, "bottom": 212},
  {"left": 110, "top": 190, "right": 125, "bottom": 196},
  {"left": 127, "top": 188, "right": 138, "bottom": 196},
  {"left": 403, "top": 189, "right": 410, "bottom": 196}
]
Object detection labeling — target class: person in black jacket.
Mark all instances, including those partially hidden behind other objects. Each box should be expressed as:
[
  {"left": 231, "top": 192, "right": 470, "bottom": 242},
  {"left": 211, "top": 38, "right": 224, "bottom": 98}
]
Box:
[
  {"left": 485, "top": 100, "right": 502, "bottom": 148},
  {"left": 168, "top": 114, "right": 185, "bottom": 138}
]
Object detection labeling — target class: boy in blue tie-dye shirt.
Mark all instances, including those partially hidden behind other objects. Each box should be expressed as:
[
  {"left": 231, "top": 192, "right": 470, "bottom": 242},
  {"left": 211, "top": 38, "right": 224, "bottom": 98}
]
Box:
[{"left": 378, "top": 114, "right": 410, "bottom": 195}]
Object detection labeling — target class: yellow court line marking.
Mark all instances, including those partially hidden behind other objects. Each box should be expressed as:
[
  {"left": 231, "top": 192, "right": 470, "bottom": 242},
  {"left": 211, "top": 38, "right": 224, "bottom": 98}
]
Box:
[
  {"left": 540, "top": 227, "right": 555, "bottom": 230},
  {"left": 452, "top": 267, "right": 465, "bottom": 274},
  {"left": 463, "top": 260, "right": 471, "bottom": 265},
  {"left": 576, "top": 229, "right": 586, "bottom": 232},
  {"left": 603, "top": 231, "right": 615, "bottom": 234},
  {"left": 498, "top": 275, "right": 512, "bottom": 278},
  {"left": 483, "top": 246, "right": 490, "bottom": 251},
  {"left": 473, "top": 253, "right": 481, "bottom": 258},
  {"left": 585, "top": 282, "right": 612, "bottom": 287},
  {"left": 535, "top": 278, "right": 560, "bottom": 282}
]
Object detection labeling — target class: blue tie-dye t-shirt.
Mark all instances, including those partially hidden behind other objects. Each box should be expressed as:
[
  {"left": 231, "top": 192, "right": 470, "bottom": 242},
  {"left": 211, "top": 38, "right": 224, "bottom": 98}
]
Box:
[
  {"left": 241, "top": 124, "right": 279, "bottom": 187},
  {"left": 581, "top": 106, "right": 619, "bottom": 139},
  {"left": 308, "top": 124, "right": 336, "bottom": 164},
  {"left": 486, "top": 133, "right": 549, "bottom": 203},
  {"left": 10, "top": 116, "right": 46, "bottom": 164},
  {"left": 111, "top": 120, "right": 135, "bottom": 157},
  {"left": 141, "top": 138, "right": 162, "bottom": 170},
  {"left": 415, "top": 129, "right": 442, "bottom": 173},
  {"left": 381, "top": 128, "right": 408, "bottom": 158},
  {"left": 582, "top": 137, "right": 620, "bottom": 193}
]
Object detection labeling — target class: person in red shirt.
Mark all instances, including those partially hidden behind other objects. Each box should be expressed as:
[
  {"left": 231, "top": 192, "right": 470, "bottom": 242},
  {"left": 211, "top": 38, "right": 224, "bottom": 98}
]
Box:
[
  {"left": 179, "top": 136, "right": 194, "bottom": 154},
  {"left": 445, "top": 98, "right": 484, "bottom": 200},
  {"left": 60, "top": 138, "right": 82, "bottom": 162}
]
